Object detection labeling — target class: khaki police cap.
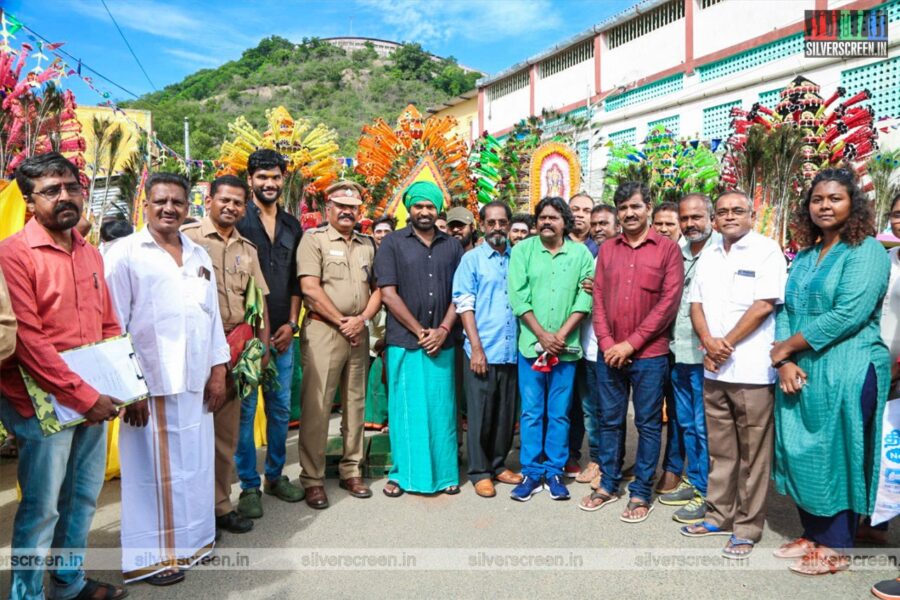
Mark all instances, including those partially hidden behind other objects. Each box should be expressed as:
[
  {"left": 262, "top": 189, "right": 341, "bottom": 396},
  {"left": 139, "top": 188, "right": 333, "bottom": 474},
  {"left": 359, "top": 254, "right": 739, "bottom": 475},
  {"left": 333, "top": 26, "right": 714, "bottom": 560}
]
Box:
[{"left": 325, "top": 180, "right": 365, "bottom": 205}]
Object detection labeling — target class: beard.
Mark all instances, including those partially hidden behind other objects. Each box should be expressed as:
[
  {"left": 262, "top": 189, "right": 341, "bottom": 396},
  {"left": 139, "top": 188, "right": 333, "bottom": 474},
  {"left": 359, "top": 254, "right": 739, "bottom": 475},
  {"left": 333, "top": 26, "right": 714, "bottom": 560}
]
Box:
[
  {"left": 684, "top": 224, "right": 713, "bottom": 243},
  {"left": 253, "top": 185, "right": 282, "bottom": 204},
  {"left": 487, "top": 231, "right": 507, "bottom": 246},
  {"left": 411, "top": 214, "right": 435, "bottom": 231},
  {"left": 48, "top": 201, "right": 81, "bottom": 231}
]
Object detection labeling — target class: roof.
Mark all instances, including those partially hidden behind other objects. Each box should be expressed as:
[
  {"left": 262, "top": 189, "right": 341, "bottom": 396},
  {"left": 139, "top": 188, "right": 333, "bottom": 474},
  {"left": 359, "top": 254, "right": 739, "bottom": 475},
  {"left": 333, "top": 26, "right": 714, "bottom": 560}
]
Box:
[
  {"left": 477, "top": 0, "right": 672, "bottom": 87},
  {"left": 425, "top": 89, "right": 478, "bottom": 116}
]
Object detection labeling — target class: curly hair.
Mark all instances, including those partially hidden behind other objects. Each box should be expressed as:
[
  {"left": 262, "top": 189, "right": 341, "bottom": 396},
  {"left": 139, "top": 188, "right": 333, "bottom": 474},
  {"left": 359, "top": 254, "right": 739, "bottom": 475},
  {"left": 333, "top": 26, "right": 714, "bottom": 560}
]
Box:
[
  {"left": 790, "top": 168, "right": 874, "bottom": 248},
  {"left": 533, "top": 196, "right": 574, "bottom": 235},
  {"left": 613, "top": 181, "right": 650, "bottom": 206}
]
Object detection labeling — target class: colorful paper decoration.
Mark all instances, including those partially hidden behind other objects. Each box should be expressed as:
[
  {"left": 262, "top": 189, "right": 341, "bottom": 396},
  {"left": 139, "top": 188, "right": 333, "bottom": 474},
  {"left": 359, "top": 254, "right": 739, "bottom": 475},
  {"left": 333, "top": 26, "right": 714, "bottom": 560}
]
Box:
[{"left": 528, "top": 142, "right": 580, "bottom": 209}]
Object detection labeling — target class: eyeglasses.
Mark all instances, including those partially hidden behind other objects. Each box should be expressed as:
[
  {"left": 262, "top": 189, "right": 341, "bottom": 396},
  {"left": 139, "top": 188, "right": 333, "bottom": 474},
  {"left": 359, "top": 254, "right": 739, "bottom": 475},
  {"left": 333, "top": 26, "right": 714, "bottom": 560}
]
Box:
[
  {"left": 889, "top": 211, "right": 900, "bottom": 221},
  {"left": 715, "top": 207, "right": 750, "bottom": 218},
  {"left": 31, "top": 182, "right": 84, "bottom": 202}
]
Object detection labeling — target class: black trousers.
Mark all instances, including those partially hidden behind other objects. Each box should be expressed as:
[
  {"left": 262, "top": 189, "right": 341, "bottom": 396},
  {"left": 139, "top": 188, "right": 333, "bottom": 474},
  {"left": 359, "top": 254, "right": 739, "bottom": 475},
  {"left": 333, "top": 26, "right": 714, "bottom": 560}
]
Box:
[{"left": 464, "top": 363, "right": 518, "bottom": 484}]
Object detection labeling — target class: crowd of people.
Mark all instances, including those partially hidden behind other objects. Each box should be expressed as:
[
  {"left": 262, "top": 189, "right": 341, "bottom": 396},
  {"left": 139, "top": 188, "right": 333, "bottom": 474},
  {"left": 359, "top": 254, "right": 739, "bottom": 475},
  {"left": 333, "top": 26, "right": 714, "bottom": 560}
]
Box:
[{"left": 2, "top": 149, "right": 900, "bottom": 599}]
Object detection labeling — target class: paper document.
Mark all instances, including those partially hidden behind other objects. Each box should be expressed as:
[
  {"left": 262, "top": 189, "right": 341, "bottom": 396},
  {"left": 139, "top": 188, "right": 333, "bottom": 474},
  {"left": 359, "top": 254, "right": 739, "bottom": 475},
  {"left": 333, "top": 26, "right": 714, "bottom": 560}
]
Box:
[{"left": 21, "top": 334, "right": 149, "bottom": 436}]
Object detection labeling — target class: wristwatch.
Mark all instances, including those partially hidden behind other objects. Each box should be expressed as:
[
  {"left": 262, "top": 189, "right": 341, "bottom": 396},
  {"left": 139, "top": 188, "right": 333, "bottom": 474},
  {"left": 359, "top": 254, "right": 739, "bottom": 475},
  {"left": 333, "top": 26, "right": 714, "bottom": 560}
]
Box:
[{"left": 289, "top": 320, "right": 300, "bottom": 334}]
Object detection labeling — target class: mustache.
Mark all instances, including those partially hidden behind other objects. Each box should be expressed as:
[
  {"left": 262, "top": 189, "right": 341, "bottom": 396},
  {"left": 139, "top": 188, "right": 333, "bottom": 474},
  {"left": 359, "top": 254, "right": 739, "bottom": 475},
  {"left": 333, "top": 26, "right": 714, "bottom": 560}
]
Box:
[
  {"left": 55, "top": 202, "right": 79, "bottom": 215},
  {"left": 540, "top": 224, "right": 554, "bottom": 231},
  {"left": 338, "top": 213, "right": 354, "bottom": 219}
]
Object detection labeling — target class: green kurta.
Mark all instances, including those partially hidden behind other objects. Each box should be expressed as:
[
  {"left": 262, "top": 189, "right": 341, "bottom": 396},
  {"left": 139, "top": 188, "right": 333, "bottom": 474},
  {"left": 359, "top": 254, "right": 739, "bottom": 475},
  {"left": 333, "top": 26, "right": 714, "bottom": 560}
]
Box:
[{"left": 773, "top": 237, "right": 890, "bottom": 516}]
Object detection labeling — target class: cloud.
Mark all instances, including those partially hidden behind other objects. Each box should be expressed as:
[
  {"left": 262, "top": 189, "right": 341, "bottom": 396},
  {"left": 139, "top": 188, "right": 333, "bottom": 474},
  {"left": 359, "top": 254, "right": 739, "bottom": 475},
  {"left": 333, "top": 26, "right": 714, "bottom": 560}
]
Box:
[
  {"left": 164, "top": 48, "right": 224, "bottom": 68},
  {"left": 355, "top": 0, "right": 562, "bottom": 46}
]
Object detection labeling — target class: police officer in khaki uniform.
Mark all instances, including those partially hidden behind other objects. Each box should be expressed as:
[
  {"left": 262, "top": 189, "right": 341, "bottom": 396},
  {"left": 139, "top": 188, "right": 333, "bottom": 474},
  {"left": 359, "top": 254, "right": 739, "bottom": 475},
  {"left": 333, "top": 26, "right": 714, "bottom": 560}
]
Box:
[
  {"left": 182, "top": 174, "right": 270, "bottom": 534},
  {"left": 297, "top": 180, "right": 381, "bottom": 509}
]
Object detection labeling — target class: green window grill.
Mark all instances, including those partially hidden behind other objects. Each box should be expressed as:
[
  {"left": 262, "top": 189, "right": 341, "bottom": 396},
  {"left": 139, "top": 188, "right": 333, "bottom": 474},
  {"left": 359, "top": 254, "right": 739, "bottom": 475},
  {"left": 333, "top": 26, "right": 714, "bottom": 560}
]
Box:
[
  {"left": 840, "top": 56, "right": 900, "bottom": 120},
  {"left": 703, "top": 100, "right": 741, "bottom": 140},
  {"left": 648, "top": 114, "right": 680, "bottom": 136},
  {"left": 697, "top": 34, "right": 803, "bottom": 82},
  {"left": 604, "top": 74, "right": 684, "bottom": 112},
  {"left": 576, "top": 140, "right": 590, "bottom": 174},
  {"left": 608, "top": 127, "right": 637, "bottom": 146},
  {"left": 758, "top": 88, "right": 780, "bottom": 108}
]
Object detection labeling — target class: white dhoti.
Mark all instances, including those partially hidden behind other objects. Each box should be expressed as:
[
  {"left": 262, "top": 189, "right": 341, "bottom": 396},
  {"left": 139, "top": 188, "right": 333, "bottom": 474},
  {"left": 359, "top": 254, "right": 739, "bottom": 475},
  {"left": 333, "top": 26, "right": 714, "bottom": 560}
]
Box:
[{"left": 119, "top": 391, "right": 215, "bottom": 583}]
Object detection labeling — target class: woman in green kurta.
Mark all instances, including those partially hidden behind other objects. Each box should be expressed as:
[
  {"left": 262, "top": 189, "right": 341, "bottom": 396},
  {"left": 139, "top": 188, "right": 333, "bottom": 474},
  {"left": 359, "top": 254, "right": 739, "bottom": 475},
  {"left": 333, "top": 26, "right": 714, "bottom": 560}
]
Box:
[{"left": 770, "top": 170, "right": 890, "bottom": 576}]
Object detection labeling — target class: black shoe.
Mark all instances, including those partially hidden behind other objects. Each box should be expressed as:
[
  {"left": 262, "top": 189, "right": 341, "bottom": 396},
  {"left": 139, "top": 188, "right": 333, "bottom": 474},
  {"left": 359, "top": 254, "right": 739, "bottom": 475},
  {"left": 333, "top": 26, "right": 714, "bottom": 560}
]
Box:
[{"left": 216, "top": 510, "right": 253, "bottom": 534}]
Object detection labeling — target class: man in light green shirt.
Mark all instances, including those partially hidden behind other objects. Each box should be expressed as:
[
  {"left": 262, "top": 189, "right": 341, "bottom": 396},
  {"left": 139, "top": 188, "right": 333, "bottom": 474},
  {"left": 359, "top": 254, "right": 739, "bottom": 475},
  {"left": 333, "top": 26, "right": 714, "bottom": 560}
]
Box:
[
  {"left": 660, "top": 193, "right": 718, "bottom": 523},
  {"left": 507, "top": 196, "right": 594, "bottom": 502}
]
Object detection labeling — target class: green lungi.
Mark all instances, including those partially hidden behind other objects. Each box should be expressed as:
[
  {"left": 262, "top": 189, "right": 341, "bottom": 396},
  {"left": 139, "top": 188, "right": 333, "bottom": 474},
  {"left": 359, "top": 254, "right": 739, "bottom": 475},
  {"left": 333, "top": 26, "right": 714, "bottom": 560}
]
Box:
[
  {"left": 365, "top": 356, "right": 389, "bottom": 429},
  {"left": 385, "top": 345, "right": 458, "bottom": 493}
]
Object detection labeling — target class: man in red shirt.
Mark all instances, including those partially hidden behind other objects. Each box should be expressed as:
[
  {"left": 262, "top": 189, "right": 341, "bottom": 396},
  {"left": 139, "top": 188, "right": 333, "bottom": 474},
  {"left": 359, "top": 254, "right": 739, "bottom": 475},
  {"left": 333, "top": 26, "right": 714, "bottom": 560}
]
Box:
[
  {"left": 0, "top": 153, "right": 126, "bottom": 600},
  {"left": 580, "top": 182, "right": 683, "bottom": 524}
]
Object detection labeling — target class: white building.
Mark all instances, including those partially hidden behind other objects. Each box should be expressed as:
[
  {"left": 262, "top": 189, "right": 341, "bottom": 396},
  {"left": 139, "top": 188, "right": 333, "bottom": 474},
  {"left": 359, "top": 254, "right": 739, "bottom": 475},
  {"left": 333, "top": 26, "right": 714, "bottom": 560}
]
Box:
[
  {"left": 477, "top": 0, "right": 900, "bottom": 197},
  {"left": 323, "top": 37, "right": 481, "bottom": 73}
]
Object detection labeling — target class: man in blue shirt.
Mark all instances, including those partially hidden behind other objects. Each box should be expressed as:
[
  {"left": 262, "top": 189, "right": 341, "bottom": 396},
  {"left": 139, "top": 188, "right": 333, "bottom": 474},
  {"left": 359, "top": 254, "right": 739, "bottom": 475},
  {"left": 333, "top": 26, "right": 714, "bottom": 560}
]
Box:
[{"left": 452, "top": 201, "right": 523, "bottom": 498}]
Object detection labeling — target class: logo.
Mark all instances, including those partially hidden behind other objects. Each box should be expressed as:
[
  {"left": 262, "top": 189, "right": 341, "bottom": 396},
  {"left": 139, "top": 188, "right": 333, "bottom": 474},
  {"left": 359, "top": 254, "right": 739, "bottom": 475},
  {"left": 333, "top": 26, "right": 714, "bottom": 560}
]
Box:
[{"left": 804, "top": 9, "right": 888, "bottom": 58}]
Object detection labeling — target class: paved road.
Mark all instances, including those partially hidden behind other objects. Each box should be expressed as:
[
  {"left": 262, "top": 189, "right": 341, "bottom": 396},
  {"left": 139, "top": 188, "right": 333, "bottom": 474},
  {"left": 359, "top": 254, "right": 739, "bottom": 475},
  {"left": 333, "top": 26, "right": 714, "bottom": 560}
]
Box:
[{"left": 0, "top": 415, "right": 895, "bottom": 599}]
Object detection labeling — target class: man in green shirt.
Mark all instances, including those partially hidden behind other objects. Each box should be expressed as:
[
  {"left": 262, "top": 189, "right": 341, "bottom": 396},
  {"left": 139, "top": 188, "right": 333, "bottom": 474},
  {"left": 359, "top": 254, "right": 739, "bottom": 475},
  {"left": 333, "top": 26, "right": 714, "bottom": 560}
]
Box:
[{"left": 508, "top": 196, "right": 594, "bottom": 502}]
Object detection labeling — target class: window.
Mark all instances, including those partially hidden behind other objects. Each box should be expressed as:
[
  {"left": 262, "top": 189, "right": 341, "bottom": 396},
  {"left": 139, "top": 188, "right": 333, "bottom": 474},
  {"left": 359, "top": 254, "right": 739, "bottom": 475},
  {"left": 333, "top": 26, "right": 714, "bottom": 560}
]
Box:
[
  {"left": 539, "top": 40, "right": 594, "bottom": 79},
  {"left": 703, "top": 100, "right": 741, "bottom": 140},
  {"left": 487, "top": 70, "right": 530, "bottom": 101},
  {"left": 840, "top": 56, "right": 900, "bottom": 121},
  {"left": 605, "top": 74, "right": 684, "bottom": 112},
  {"left": 697, "top": 34, "right": 803, "bottom": 82},
  {"left": 607, "top": 0, "right": 685, "bottom": 49},
  {"left": 576, "top": 139, "right": 590, "bottom": 174},
  {"left": 608, "top": 128, "right": 637, "bottom": 146},
  {"left": 648, "top": 115, "right": 680, "bottom": 136},
  {"left": 758, "top": 88, "right": 780, "bottom": 108},
  {"left": 700, "top": 0, "right": 724, "bottom": 8}
]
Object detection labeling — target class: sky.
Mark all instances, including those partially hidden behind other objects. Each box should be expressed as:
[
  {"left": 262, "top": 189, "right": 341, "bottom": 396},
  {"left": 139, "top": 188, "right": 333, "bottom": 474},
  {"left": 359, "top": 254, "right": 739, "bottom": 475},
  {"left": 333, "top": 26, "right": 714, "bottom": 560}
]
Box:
[{"left": 6, "top": 0, "right": 633, "bottom": 105}]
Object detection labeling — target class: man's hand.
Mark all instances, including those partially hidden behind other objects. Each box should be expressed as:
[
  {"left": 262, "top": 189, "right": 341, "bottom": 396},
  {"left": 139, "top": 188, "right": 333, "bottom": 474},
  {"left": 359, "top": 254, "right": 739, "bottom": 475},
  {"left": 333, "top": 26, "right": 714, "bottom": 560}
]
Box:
[
  {"left": 271, "top": 323, "right": 294, "bottom": 353},
  {"left": 373, "top": 339, "right": 386, "bottom": 355},
  {"left": 469, "top": 345, "right": 488, "bottom": 377},
  {"left": 204, "top": 365, "right": 227, "bottom": 412},
  {"left": 537, "top": 330, "right": 565, "bottom": 356},
  {"left": 83, "top": 393, "right": 124, "bottom": 425},
  {"left": 123, "top": 399, "right": 150, "bottom": 428},
  {"left": 261, "top": 347, "right": 270, "bottom": 370},
  {"left": 777, "top": 362, "right": 808, "bottom": 395},
  {"left": 703, "top": 355, "right": 719, "bottom": 373},
  {"left": 769, "top": 340, "right": 792, "bottom": 366},
  {"left": 419, "top": 327, "right": 448, "bottom": 356},
  {"left": 703, "top": 336, "right": 734, "bottom": 365},
  {"left": 892, "top": 360, "right": 900, "bottom": 384},
  {"left": 603, "top": 341, "right": 635, "bottom": 369},
  {"left": 339, "top": 315, "right": 366, "bottom": 341},
  {"left": 581, "top": 277, "right": 594, "bottom": 293}
]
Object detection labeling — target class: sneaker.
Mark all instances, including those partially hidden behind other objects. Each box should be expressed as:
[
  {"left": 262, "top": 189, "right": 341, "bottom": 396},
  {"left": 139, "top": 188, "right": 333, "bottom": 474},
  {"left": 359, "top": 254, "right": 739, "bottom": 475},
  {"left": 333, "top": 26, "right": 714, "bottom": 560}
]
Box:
[
  {"left": 872, "top": 577, "right": 900, "bottom": 600},
  {"left": 545, "top": 475, "right": 570, "bottom": 500},
  {"left": 658, "top": 480, "right": 695, "bottom": 506},
  {"left": 673, "top": 495, "right": 707, "bottom": 524},
  {"left": 563, "top": 460, "right": 581, "bottom": 478},
  {"left": 216, "top": 510, "right": 253, "bottom": 533},
  {"left": 263, "top": 475, "right": 305, "bottom": 503},
  {"left": 237, "top": 488, "right": 263, "bottom": 519},
  {"left": 510, "top": 476, "right": 543, "bottom": 502}
]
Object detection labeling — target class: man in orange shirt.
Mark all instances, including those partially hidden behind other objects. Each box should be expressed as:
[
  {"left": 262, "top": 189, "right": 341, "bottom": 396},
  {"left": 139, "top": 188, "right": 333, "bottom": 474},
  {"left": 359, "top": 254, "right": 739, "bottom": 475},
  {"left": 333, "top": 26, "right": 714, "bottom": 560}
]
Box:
[{"left": 0, "top": 153, "right": 125, "bottom": 600}]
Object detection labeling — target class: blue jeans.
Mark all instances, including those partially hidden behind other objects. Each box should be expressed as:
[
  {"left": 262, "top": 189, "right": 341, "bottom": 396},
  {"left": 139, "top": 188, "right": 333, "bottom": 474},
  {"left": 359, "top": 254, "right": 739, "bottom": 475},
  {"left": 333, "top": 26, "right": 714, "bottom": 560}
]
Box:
[
  {"left": 0, "top": 400, "right": 106, "bottom": 600},
  {"left": 578, "top": 359, "right": 602, "bottom": 463},
  {"left": 597, "top": 355, "right": 668, "bottom": 500},
  {"left": 672, "top": 363, "right": 708, "bottom": 495},
  {"left": 518, "top": 354, "right": 576, "bottom": 479},
  {"left": 235, "top": 343, "right": 294, "bottom": 489},
  {"left": 661, "top": 354, "right": 684, "bottom": 477}
]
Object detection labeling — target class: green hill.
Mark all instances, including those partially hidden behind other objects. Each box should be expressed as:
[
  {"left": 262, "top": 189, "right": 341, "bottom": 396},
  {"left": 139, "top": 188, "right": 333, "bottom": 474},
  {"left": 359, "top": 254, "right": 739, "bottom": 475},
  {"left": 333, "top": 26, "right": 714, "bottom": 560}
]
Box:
[{"left": 123, "top": 36, "right": 481, "bottom": 162}]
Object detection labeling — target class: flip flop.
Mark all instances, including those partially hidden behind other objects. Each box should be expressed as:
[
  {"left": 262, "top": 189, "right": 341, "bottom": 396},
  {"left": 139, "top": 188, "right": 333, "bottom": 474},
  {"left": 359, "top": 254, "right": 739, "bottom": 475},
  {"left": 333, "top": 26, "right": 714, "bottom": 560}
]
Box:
[
  {"left": 72, "top": 579, "right": 129, "bottom": 599},
  {"left": 619, "top": 498, "right": 654, "bottom": 523},
  {"left": 382, "top": 480, "right": 404, "bottom": 498},
  {"left": 722, "top": 535, "right": 755, "bottom": 559},
  {"left": 680, "top": 520, "right": 733, "bottom": 537},
  {"left": 578, "top": 490, "right": 619, "bottom": 512},
  {"left": 146, "top": 568, "right": 184, "bottom": 586}
]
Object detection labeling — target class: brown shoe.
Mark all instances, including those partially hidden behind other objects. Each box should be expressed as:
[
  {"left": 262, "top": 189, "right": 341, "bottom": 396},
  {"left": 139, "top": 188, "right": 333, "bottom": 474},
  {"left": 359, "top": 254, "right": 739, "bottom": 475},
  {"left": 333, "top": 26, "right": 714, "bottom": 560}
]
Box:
[
  {"left": 654, "top": 471, "right": 682, "bottom": 494},
  {"left": 494, "top": 469, "right": 524, "bottom": 485},
  {"left": 339, "top": 477, "right": 372, "bottom": 499},
  {"left": 305, "top": 485, "right": 329, "bottom": 509},
  {"left": 474, "top": 479, "right": 496, "bottom": 498},
  {"left": 576, "top": 461, "right": 600, "bottom": 484}
]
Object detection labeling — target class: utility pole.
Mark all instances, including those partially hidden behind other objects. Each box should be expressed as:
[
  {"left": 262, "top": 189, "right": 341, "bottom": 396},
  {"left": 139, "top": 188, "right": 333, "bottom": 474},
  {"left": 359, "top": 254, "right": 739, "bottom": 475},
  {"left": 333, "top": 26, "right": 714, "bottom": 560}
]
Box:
[{"left": 183, "top": 117, "right": 190, "bottom": 176}]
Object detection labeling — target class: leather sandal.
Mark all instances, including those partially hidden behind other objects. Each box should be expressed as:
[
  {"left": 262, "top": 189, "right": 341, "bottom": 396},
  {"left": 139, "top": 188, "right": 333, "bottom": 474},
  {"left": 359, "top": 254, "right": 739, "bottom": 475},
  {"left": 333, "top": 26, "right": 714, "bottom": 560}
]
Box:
[
  {"left": 788, "top": 547, "right": 850, "bottom": 576},
  {"left": 73, "top": 578, "right": 130, "bottom": 599},
  {"left": 382, "top": 480, "right": 404, "bottom": 497},
  {"left": 773, "top": 537, "right": 816, "bottom": 559}
]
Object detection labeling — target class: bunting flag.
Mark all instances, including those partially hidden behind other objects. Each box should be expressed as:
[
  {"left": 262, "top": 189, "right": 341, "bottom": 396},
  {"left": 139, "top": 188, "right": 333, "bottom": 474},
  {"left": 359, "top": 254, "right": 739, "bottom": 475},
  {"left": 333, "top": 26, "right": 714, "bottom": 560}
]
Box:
[{"left": 0, "top": 180, "right": 26, "bottom": 241}]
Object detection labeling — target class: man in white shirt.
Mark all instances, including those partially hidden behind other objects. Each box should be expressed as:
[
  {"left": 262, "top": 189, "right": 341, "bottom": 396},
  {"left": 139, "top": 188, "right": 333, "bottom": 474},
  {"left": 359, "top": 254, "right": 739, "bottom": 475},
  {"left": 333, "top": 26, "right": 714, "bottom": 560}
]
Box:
[
  {"left": 105, "top": 173, "right": 230, "bottom": 586},
  {"left": 679, "top": 191, "right": 786, "bottom": 560}
]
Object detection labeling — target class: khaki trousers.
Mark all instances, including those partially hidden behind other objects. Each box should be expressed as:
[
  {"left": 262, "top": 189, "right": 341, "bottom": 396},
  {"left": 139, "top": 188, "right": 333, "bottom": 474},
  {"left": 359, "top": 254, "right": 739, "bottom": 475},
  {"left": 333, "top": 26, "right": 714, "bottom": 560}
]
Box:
[
  {"left": 299, "top": 319, "right": 368, "bottom": 487},
  {"left": 214, "top": 371, "right": 241, "bottom": 517},
  {"left": 703, "top": 379, "right": 774, "bottom": 542}
]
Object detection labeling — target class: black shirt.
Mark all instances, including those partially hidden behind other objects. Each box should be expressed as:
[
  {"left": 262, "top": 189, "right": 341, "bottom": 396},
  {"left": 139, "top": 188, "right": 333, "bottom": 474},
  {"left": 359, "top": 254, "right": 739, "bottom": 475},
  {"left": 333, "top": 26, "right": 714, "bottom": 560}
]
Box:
[
  {"left": 374, "top": 226, "right": 463, "bottom": 350},
  {"left": 236, "top": 202, "right": 302, "bottom": 331}
]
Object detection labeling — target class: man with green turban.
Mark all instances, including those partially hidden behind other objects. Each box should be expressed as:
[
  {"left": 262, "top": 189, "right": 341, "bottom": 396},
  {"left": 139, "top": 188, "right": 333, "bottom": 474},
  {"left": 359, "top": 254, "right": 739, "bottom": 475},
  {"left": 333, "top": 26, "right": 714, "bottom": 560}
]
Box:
[{"left": 375, "top": 181, "right": 463, "bottom": 496}]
